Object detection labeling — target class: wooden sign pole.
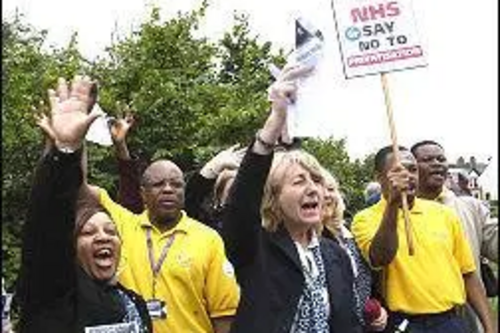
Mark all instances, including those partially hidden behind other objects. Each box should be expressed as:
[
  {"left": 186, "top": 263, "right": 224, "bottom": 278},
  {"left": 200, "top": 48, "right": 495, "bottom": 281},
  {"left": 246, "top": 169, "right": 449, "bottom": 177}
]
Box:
[{"left": 380, "top": 73, "right": 415, "bottom": 256}]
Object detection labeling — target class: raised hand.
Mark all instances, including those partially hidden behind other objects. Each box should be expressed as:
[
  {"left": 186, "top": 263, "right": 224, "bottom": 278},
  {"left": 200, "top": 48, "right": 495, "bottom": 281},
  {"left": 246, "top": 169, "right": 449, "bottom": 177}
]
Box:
[
  {"left": 254, "top": 64, "right": 314, "bottom": 154},
  {"left": 47, "top": 75, "right": 101, "bottom": 151},
  {"left": 33, "top": 101, "right": 56, "bottom": 143},
  {"left": 109, "top": 112, "right": 135, "bottom": 145},
  {"left": 267, "top": 63, "right": 314, "bottom": 116},
  {"left": 200, "top": 144, "right": 246, "bottom": 179},
  {"left": 386, "top": 164, "right": 412, "bottom": 205},
  {"left": 109, "top": 102, "right": 136, "bottom": 160}
]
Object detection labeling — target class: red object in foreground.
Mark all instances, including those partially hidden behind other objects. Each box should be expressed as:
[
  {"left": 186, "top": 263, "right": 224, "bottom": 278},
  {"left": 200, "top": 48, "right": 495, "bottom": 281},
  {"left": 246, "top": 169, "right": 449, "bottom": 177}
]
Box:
[{"left": 364, "top": 298, "right": 382, "bottom": 323}]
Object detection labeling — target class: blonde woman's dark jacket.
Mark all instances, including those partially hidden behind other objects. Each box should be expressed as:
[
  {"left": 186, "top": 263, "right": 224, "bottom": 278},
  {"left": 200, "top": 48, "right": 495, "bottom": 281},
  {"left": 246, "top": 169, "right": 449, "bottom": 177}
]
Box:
[{"left": 221, "top": 143, "right": 362, "bottom": 333}]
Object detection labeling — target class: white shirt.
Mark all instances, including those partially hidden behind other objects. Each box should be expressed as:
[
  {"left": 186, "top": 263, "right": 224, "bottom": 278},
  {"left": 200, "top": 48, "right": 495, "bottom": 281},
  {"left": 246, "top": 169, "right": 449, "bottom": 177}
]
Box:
[{"left": 293, "top": 232, "right": 330, "bottom": 317}]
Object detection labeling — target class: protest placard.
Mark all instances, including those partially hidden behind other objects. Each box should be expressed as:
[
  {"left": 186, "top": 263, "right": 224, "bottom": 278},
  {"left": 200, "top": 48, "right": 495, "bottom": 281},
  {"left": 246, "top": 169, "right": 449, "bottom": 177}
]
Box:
[
  {"left": 331, "top": 0, "right": 427, "bottom": 78},
  {"left": 281, "top": 0, "right": 423, "bottom": 254},
  {"left": 330, "top": 0, "right": 425, "bottom": 253}
]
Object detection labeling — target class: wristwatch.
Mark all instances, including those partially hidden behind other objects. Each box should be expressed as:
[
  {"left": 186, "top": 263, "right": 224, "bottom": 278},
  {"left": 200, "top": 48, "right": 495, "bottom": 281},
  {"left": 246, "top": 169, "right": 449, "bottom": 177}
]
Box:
[
  {"left": 255, "top": 130, "right": 276, "bottom": 150},
  {"left": 57, "top": 146, "right": 78, "bottom": 154}
]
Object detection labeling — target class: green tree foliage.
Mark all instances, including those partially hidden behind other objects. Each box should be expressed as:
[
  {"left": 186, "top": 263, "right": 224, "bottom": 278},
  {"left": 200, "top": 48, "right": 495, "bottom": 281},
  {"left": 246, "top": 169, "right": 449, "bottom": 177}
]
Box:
[
  {"left": 211, "top": 13, "right": 285, "bottom": 147},
  {"left": 2, "top": 6, "right": 375, "bottom": 289},
  {"left": 2, "top": 16, "right": 91, "bottom": 288},
  {"left": 92, "top": 6, "right": 280, "bottom": 171}
]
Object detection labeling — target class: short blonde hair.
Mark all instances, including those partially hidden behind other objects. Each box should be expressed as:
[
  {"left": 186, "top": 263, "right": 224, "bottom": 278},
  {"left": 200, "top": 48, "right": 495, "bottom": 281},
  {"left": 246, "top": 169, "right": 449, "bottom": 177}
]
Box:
[
  {"left": 261, "top": 150, "right": 324, "bottom": 232},
  {"left": 213, "top": 168, "right": 237, "bottom": 207},
  {"left": 321, "top": 167, "right": 346, "bottom": 235}
]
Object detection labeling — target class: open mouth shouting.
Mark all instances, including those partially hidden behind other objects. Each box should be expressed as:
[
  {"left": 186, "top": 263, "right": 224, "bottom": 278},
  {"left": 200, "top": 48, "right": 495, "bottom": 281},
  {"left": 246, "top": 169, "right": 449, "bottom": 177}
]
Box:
[
  {"left": 94, "top": 247, "right": 116, "bottom": 269},
  {"left": 77, "top": 212, "right": 121, "bottom": 282},
  {"left": 300, "top": 198, "right": 322, "bottom": 221},
  {"left": 84, "top": 243, "right": 120, "bottom": 281}
]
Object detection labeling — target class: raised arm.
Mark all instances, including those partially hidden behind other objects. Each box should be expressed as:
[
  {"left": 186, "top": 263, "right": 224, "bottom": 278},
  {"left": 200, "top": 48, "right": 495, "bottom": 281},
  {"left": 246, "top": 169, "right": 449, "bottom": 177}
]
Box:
[
  {"left": 222, "top": 64, "right": 312, "bottom": 268},
  {"left": 110, "top": 111, "right": 134, "bottom": 161},
  {"left": 185, "top": 145, "right": 244, "bottom": 225},
  {"left": 18, "top": 147, "right": 84, "bottom": 315},
  {"left": 18, "top": 76, "right": 99, "bottom": 321},
  {"left": 109, "top": 113, "right": 145, "bottom": 214}
]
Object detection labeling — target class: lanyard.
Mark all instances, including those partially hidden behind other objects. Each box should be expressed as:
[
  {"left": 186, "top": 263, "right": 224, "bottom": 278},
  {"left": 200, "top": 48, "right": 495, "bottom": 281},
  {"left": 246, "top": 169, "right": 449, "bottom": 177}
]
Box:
[{"left": 146, "top": 228, "right": 176, "bottom": 298}]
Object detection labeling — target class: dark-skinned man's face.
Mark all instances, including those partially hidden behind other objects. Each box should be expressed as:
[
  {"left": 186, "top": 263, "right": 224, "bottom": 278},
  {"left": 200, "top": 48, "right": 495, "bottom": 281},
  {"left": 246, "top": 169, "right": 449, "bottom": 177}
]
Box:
[
  {"left": 141, "top": 161, "right": 185, "bottom": 225},
  {"left": 413, "top": 144, "right": 448, "bottom": 194}
]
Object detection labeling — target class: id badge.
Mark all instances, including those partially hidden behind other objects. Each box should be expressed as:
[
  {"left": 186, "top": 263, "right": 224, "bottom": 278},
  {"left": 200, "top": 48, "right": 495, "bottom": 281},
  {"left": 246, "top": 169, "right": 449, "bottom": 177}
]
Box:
[{"left": 146, "top": 299, "right": 167, "bottom": 320}]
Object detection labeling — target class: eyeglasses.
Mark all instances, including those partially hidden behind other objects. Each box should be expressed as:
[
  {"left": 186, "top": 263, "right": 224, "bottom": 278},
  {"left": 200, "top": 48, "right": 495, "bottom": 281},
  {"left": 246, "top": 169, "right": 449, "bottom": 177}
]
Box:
[{"left": 143, "top": 179, "right": 185, "bottom": 190}]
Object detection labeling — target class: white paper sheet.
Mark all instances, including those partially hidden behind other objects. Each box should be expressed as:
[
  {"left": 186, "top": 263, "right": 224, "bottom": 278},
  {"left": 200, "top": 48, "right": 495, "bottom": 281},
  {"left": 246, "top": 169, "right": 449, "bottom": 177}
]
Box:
[
  {"left": 285, "top": 4, "right": 340, "bottom": 139},
  {"left": 85, "top": 104, "right": 113, "bottom": 146}
]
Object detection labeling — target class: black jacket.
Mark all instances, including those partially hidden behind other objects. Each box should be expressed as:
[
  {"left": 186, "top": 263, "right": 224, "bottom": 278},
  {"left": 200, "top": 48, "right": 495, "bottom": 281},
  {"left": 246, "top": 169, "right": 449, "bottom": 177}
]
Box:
[
  {"left": 222, "top": 143, "right": 362, "bottom": 333},
  {"left": 16, "top": 148, "right": 152, "bottom": 333}
]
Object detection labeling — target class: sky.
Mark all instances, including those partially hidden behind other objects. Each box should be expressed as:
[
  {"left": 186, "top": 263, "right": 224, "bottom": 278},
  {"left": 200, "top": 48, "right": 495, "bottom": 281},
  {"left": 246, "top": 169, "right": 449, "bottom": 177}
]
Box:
[{"left": 3, "top": 0, "right": 498, "bottom": 168}]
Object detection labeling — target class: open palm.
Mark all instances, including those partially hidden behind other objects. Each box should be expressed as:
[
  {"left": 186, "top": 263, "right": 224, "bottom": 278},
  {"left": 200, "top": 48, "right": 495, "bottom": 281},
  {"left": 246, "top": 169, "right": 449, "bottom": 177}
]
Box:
[
  {"left": 48, "top": 76, "right": 100, "bottom": 149},
  {"left": 110, "top": 114, "right": 135, "bottom": 144}
]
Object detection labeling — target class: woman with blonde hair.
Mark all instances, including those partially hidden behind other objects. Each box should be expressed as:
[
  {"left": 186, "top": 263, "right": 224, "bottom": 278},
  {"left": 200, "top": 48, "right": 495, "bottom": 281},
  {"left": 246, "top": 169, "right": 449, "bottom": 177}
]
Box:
[
  {"left": 221, "top": 64, "right": 361, "bottom": 333},
  {"left": 321, "top": 168, "right": 388, "bottom": 332}
]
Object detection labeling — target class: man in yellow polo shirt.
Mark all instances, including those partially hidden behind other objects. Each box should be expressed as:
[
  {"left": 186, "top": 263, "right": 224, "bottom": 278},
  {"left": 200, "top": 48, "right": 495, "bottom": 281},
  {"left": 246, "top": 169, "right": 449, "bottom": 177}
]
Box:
[
  {"left": 410, "top": 140, "right": 498, "bottom": 333},
  {"left": 351, "top": 145, "right": 494, "bottom": 333},
  {"left": 91, "top": 159, "right": 239, "bottom": 333}
]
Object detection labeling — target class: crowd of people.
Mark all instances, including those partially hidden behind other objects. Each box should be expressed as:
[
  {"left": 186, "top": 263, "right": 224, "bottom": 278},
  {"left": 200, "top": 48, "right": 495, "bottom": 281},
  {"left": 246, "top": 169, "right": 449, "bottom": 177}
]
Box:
[{"left": 2, "top": 63, "right": 498, "bottom": 333}]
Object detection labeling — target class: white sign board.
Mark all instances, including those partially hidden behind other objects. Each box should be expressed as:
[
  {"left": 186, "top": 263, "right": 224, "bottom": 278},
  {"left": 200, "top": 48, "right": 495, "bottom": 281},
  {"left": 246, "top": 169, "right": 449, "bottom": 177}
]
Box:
[{"left": 332, "top": 0, "right": 427, "bottom": 78}]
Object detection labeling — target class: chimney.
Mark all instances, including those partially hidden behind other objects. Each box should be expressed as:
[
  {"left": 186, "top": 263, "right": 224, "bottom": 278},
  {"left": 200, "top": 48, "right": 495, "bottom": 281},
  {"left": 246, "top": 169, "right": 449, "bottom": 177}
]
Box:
[{"left": 470, "top": 156, "right": 477, "bottom": 170}]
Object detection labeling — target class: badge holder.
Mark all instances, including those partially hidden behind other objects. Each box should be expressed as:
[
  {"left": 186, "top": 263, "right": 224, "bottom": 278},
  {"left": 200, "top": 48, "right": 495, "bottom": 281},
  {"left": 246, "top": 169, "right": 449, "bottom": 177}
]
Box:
[{"left": 146, "top": 299, "right": 167, "bottom": 320}]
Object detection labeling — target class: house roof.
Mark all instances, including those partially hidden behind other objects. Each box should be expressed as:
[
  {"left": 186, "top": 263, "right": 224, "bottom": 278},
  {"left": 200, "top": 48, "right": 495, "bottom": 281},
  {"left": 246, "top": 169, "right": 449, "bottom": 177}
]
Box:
[{"left": 449, "top": 160, "right": 488, "bottom": 176}]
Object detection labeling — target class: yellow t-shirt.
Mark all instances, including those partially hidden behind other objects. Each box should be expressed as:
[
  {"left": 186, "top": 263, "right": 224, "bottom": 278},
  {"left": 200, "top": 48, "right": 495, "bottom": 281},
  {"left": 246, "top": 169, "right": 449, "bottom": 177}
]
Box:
[
  {"left": 351, "top": 198, "right": 475, "bottom": 314},
  {"left": 99, "top": 188, "right": 240, "bottom": 333}
]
